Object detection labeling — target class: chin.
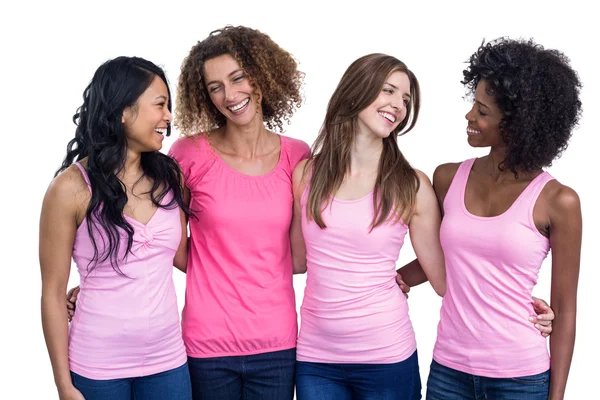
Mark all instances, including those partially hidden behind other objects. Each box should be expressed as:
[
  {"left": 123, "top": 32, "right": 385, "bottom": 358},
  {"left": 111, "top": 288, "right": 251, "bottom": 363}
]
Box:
[{"left": 466, "top": 136, "right": 488, "bottom": 148}]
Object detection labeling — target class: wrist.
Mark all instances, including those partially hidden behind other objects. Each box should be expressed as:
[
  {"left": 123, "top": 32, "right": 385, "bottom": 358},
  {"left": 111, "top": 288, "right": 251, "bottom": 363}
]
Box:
[{"left": 55, "top": 376, "right": 74, "bottom": 394}]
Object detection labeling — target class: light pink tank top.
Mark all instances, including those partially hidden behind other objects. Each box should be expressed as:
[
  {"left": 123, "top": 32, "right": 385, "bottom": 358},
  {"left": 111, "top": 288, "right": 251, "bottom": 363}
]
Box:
[
  {"left": 296, "top": 183, "right": 416, "bottom": 364},
  {"left": 68, "top": 162, "right": 187, "bottom": 379},
  {"left": 434, "top": 158, "right": 553, "bottom": 378}
]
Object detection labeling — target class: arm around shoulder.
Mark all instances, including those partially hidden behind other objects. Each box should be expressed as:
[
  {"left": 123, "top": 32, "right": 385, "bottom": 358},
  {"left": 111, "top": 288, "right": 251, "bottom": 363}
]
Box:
[
  {"left": 407, "top": 170, "right": 446, "bottom": 296},
  {"left": 290, "top": 159, "right": 310, "bottom": 274}
]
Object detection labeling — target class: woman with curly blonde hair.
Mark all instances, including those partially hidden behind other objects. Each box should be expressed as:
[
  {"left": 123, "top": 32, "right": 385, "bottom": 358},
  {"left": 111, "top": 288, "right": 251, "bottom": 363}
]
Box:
[{"left": 168, "top": 26, "right": 310, "bottom": 400}]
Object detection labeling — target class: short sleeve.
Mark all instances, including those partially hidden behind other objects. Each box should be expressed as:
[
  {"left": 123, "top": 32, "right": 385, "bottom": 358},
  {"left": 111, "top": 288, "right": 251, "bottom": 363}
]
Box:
[{"left": 167, "top": 134, "right": 214, "bottom": 189}]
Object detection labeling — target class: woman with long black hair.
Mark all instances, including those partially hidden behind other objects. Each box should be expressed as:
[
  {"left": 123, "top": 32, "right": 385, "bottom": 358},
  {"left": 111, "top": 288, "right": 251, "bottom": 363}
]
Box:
[{"left": 40, "top": 56, "right": 192, "bottom": 400}]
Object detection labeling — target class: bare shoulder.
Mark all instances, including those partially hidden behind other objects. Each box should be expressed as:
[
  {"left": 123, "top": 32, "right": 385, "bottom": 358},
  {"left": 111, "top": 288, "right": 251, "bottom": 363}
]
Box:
[
  {"left": 43, "top": 164, "right": 90, "bottom": 219},
  {"left": 433, "top": 162, "right": 461, "bottom": 190},
  {"left": 413, "top": 168, "right": 433, "bottom": 189},
  {"left": 543, "top": 179, "right": 581, "bottom": 216}
]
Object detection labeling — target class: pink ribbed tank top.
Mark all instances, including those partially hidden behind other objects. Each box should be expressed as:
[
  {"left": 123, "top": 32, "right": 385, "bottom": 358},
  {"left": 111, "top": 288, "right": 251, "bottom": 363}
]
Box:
[
  {"left": 434, "top": 158, "right": 554, "bottom": 378},
  {"left": 68, "top": 162, "right": 187, "bottom": 379},
  {"left": 296, "top": 183, "right": 416, "bottom": 364}
]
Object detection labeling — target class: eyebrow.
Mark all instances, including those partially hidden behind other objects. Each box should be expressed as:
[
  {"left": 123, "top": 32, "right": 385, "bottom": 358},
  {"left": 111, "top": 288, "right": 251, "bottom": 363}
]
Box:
[
  {"left": 475, "top": 100, "right": 491, "bottom": 111},
  {"left": 155, "top": 95, "right": 168, "bottom": 101},
  {"left": 206, "top": 69, "right": 245, "bottom": 86},
  {"left": 384, "top": 81, "right": 411, "bottom": 98}
]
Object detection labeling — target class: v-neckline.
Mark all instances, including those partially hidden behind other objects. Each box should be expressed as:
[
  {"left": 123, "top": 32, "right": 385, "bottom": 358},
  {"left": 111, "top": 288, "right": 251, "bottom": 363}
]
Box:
[{"left": 124, "top": 207, "right": 161, "bottom": 227}]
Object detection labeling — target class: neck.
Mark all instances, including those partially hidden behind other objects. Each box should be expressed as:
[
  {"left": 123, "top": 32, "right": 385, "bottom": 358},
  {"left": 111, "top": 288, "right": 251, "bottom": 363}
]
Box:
[
  {"left": 221, "top": 116, "right": 270, "bottom": 159},
  {"left": 349, "top": 130, "right": 383, "bottom": 175},
  {"left": 483, "top": 146, "right": 537, "bottom": 181},
  {"left": 120, "top": 149, "right": 143, "bottom": 181}
]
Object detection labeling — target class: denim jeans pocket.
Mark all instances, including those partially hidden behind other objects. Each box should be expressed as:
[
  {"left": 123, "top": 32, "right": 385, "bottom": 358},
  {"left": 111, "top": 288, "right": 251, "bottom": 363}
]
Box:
[{"left": 508, "top": 370, "right": 549, "bottom": 385}]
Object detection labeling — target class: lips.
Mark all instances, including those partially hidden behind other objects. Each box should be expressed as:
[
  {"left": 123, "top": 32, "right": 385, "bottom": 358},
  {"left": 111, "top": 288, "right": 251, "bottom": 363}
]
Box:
[
  {"left": 227, "top": 98, "right": 250, "bottom": 113},
  {"left": 467, "top": 126, "right": 481, "bottom": 136},
  {"left": 378, "top": 111, "right": 396, "bottom": 124}
]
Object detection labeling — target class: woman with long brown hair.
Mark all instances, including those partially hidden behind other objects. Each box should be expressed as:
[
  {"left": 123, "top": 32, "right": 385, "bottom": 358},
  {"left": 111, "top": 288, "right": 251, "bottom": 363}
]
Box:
[{"left": 290, "top": 53, "right": 445, "bottom": 400}]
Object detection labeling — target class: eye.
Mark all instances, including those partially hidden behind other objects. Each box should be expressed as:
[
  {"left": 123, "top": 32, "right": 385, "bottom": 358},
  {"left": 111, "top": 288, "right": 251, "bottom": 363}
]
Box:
[
  {"left": 209, "top": 86, "right": 221, "bottom": 93},
  {"left": 478, "top": 107, "right": 487, "bottom": 116},
  {"left": 403, "top": 98, "right": 410, "bottom": 106},
  {"left": 383, "top": 88, "right": 394, "bottom": 94},
  {"left": 233, "top": 74, "right": 245, "bottom": 83},
  {"left": 156, "top": 102, "right": 165, "bottom": 108}
]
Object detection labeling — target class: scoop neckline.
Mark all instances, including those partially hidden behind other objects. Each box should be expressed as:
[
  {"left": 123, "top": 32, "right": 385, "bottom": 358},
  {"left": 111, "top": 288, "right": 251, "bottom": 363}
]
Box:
[
  {"left": 205, "top": 133, "right": 285, "bottom": 179},
  {"left": 460, "top": 158, "right": 546, "bottom": 221}
]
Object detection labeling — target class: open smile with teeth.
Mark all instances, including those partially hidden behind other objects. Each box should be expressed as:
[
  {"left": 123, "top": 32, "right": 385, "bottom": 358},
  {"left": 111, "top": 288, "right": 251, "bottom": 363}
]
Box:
[
  {"left": 378, "top": 111, "right": 396, "bottom": 124},
  {"left": 154, "top": 128, "right": 167, "bottom": 135},
  {"left": 228, "top": 98, "right": 250, "bottom": 113},
  {"left": 467, "top": 127, "right": 481, "bottom": 136}
]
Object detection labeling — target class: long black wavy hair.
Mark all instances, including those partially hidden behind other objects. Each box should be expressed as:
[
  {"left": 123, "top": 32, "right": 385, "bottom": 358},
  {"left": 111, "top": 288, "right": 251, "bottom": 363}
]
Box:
[
  {"left": 56, "top": 56, "right": 191, "bottom": 274},
  {"left": 462, "top": 38, "right": 582, "bottom": 174}
]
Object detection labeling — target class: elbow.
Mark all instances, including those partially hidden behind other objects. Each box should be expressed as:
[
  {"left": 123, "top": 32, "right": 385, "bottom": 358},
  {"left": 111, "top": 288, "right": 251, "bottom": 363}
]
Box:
[
  {"left": 432, "top": 278, "right": 446, "bottom": 297},
  {"left": 435, "top": 284, "right": 446, "bottom": 297},
  {"left": 173, "top": 253, "right": 188, "bottom": 273},
  {"left": 293, "top": 263, "right": 307, "bottom": 275},
  {"left": 292, "top": 257, "right": 307, "bottom": 274}
]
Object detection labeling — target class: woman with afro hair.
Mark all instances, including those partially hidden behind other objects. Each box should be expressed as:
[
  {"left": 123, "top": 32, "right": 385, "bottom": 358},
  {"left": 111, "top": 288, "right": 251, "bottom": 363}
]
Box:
[
  {"left": 166, "top": 26, "right": 310, "bottom": 400},
  {"left": 400, "top": 38, "right": 582, "bottom": 399}
]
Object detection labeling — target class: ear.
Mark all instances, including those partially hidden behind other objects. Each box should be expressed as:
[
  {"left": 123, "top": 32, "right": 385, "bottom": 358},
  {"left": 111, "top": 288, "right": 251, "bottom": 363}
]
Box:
[{"left": 122, "top": 106, "right": 131, "bottom": 125}]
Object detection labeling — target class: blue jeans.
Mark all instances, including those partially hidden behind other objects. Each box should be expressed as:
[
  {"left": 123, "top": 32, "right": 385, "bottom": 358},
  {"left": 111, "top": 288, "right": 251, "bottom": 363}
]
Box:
[
  {"left": 296, "top": 350, "right": 421, "bottom": 400},
  {"left": 187, "top": 348, "right": 296, "bottom": 400},
  {"left": 426, "top": 359, "right": 550, "bottom": 400},
  {"left": 70, "top": 363, "right": 192, "bottom": 400}
]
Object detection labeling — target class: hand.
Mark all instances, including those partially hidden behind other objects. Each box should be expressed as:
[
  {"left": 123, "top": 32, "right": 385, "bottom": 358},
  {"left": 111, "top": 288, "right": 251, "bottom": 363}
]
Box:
[
  {"left": 59, "top": 385, "right": 85, "bottom": 400},
  {"left": 529, "top": 296, "right": 554, "bottom": 337},
  {"left": 66, "top": 286, "right": 80, "bottom": 322},
  {"left": 396, "top": 272, "right": 410, "bottom": 298}
]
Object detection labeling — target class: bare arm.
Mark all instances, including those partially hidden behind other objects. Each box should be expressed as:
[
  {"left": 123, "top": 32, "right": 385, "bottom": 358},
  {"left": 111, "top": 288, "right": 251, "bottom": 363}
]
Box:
[
  {"left": 173, "top": 185, "right": 190, "bottom": 273},
  {"left": 290, "top": 159, "right": 309, "bottom": 274},
  {"left": 547, "top": 186, "right": 582, "bottom": 400},
  {"left": 173, "top": 207, "right": 188, "bottom": 273},
  {"left": 39, "top": 170, "right": 85, "bottom": 399},
  {"left": 406, "top": 171, "right": 446, "bottom": 296},
  {"left": 397, "top": 163, "right": 457, "bottom": 288}
]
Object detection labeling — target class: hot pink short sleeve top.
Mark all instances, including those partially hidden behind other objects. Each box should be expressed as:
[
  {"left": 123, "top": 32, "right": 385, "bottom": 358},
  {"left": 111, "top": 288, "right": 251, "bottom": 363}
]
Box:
[{"left": 168, "top": 134, "right": 310, "bottom": 358}]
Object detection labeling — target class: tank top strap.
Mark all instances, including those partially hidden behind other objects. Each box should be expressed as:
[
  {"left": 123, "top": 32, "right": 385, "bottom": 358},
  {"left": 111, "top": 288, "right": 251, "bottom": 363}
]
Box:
[
  {"left": 523, "top": 171, "right": 555, "bottom": 221},
  {"left": 444, "top": 158, "right": 476, "bottom": 209},
  {"left": 74, "top": 162, "right": 92, "bottom": 193}
]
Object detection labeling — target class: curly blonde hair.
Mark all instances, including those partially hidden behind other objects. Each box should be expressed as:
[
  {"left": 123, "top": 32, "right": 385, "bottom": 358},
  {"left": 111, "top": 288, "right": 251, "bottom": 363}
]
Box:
[{"left": 175, "top": 25, "right": 304, "bottom": 135}]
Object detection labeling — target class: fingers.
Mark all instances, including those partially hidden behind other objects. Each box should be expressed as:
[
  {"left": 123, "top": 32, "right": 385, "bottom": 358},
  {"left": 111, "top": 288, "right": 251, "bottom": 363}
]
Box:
[
  {"left": 529, "top": 315, "right": 552, "bottom": 337},
  {"left": 395, "top": 275, "right": 410, "bottom": 293},
  {"left": 532, "top": 296, "right": 550, "bottom": 308},
  {"left": 67, "top": 286, "right": 80, "bottom": 305}
]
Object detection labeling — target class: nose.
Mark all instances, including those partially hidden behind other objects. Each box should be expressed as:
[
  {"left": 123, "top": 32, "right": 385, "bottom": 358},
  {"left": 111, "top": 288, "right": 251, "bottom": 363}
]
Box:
[
  {"left": 165, "top": 107, "right": 173, "bottom": 123},
  {"left": 223, "top": 83, "right": 236, "bottom": 102},
  {"left": 465, "top": 104, "right": 476, "bottom": 121}
]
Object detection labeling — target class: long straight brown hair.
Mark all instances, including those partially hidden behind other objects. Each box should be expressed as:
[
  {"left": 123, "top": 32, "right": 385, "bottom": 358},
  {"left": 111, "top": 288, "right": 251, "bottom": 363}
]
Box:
[{"left": 307, "top": 53, "right": 421, "bottom": 229}]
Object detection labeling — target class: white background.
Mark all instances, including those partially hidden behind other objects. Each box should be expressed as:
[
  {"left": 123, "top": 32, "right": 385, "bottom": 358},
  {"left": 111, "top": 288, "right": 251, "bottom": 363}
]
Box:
[{"left": 1, "top": 0, "right": 597, "bottom": 398}]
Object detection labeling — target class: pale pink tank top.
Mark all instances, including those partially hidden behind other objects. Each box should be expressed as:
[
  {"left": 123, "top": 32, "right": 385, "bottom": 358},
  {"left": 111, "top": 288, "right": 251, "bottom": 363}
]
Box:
[
  {"left": 434, "top": 158, "right": 553, "bottom": 378},
  {"left": 296, "top": 182, "right": 416, "bottom": 364},
  {"left": 68, "top": 162, "right": 187, "bottom": 379}
]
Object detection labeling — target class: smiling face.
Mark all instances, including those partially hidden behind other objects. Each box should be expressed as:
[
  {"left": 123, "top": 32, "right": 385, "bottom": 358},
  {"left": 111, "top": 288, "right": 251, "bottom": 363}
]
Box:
[
  {"left": 122, "top": 75, "right": 172, "bottom": 153},
  {"left": 203, "top": 54, "right": 262, "bottom": 127},
  {"left": 357, "top": 70, "right": 411, "bottom": 139},
  {"left": 465, "top": 80, "right": 504, "bottom": 148}
]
